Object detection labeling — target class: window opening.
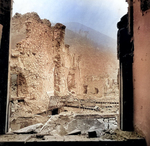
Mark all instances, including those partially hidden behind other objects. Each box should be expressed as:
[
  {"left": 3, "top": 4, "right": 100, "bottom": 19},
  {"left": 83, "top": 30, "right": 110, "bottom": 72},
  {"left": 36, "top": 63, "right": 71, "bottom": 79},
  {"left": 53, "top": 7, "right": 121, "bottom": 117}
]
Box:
[
  {"left": 52, "top": 108, "right": 59, "bottom": 115},
  {"left": 2, "top": 0, "right": 131, "bottom": 140}
]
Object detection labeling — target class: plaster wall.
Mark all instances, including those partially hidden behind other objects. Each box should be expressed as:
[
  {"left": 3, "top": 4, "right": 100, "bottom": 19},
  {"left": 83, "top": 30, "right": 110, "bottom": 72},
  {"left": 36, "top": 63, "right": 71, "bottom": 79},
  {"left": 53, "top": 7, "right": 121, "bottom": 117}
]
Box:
[{"left": 133, "top": 1, "right": 150, "bottom": 145}]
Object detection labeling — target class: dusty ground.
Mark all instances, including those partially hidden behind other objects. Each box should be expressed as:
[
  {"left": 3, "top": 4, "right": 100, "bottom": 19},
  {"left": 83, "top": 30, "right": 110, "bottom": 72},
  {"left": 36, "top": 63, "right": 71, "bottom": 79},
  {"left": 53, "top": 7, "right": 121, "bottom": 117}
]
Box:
[
  {"left": 101, "top": 129, "right": 143, "bottom": 141},
  {"left": 0, "top": 131, "right": 143, "bottom": 142}
]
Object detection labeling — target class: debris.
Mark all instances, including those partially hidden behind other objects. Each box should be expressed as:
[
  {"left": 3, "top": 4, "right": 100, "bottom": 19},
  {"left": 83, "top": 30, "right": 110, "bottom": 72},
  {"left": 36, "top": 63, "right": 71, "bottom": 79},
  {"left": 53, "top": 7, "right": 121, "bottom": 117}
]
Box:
[
  {"left": 13, "top": 123, "right": 43, "bottom": 134},
  {"left": 109, "top": 123, "right": 118, "bottom": 131},
  {"left": 24, "top": 134, "right": 36, "bottom": 143},
  {"left": 68, "top": 129, "right": 81, "bottom": 135},
  {"left": 66, "top": 119, "right": 77, "bottom": 133},
  {"left": 50, "top": 130, "right": 60, "bottom": 136},
  {"left": 36, "top": 134, "right": 45, "bottom": 139},
  {"left": 56, "top": 125, "right": 67, "bottom": 136},
  {"left": 88, "top": 125, "right": 103, "bottom": 137},
  {"left": 94, "top": 106, "right": 100, "bottom": 111}
]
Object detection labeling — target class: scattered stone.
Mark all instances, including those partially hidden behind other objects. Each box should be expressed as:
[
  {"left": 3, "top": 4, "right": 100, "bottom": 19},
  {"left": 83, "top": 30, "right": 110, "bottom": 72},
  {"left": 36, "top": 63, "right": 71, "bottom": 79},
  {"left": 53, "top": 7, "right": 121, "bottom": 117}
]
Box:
[
  {"left": 36, "top": 134, "right": 45, "bottom": 139},
  {"left": 97, "top": 118, "right": 103, "bottom": 123},
  {"left": 68, "top": 129, "right": 81, "bottom": 135},
  {"left": 50, "top": 130, "right": 60, "bottom": 136},
  {"left": 66, "top": 119, "right": 77, "bottom": 133},
  {"left": 104, "top": 118, "right": 109, "bottom": 122},
  {"left": 13, "top": 123, "right": 43, "bottom": 134},
  {"left": 109, "top": 118, "right": 116, "bottom": 123},
  {"left": 103, "top": 122, "right": 109, "bottom": 131},
  {"left": 109, "top": 123, "right": 118, "bottom": 131},
  {"left": 94, "top": 106, "right": 100, "bottom": 111},
  {"left": 88, "top": 125, "right": 103, "bottom": 137},
  {"left": 56, "top": 125, "right": 67, "bottom": 136}
]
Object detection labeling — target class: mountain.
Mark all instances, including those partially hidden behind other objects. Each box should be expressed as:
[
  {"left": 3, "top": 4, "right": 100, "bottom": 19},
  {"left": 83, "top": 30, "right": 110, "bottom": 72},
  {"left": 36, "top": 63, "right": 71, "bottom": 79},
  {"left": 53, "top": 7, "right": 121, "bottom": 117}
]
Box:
[{"left": 64, "top": 22, "right": 117, "bottom": 52}]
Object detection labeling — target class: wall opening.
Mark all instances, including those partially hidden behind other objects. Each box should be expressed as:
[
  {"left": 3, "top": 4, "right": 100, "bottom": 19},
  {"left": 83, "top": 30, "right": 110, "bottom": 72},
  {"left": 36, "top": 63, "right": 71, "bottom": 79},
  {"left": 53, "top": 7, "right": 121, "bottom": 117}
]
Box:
[
  {"left": 83, "top": 85, "right": 88, "bottom": 94},
  {"left": 52, "top": 108, "right": 59, "bottom": 115},
  {"left": 94, "top": 88, "right": 99, "bottom": 94},
  {"left": 1, "top": 0, "right": 130, "bottom": 139}
]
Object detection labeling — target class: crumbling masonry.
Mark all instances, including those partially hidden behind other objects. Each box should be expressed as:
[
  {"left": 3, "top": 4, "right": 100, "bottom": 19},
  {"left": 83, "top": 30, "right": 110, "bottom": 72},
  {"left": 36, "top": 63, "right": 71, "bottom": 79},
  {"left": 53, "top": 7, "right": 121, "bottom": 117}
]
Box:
[{"left": 10, "top": 12, "right": 119, "bottom": 130}]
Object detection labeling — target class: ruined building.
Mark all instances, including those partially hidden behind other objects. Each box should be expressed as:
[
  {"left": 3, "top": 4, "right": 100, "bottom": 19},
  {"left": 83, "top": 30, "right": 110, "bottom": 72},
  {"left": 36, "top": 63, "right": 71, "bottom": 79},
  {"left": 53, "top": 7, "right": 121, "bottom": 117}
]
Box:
[
  {"left": 1, "top": 0, "right": 150, "bottom": 145},
  {"left": 10, "top": 12, "right": 83, "bottom": 129},
  {"left": 9, "top": 12, "right": 119, "bottom": 130}
]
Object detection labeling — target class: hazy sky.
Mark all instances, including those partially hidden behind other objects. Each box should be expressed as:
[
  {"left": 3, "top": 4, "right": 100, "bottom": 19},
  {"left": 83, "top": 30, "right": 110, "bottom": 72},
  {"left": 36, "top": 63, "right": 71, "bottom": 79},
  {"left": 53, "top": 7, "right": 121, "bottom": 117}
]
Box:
[{"left": 12, "top": 0, "right": 128, "bottom": 39}]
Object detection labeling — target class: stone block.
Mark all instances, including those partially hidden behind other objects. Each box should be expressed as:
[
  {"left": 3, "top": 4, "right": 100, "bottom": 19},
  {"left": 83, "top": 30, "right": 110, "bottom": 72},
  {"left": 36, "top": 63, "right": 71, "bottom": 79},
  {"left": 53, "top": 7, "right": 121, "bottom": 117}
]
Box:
[
  {"left": 109, "top": 123, "right": 118, "bottom": 131},
  {"left": 56, "top": 125, "right": 67, "bottom": 136},
  {"left": 88, "top": 125, "right": 103, "bottom": 137},
  {"left": 68, "top": 129, "right": 81, "bottom": 135},
  {"left": 109, "top": 118, "right": 116, "bottom": 123},
  {"left": 97, "top": 118, "right": 103, "bottom": 123},
  {"left": 66, "top": 119, "right": 77, "bottom": 133},
  {"left": 104, "top": 118, "right": 109, "bottom": 123},
  {"left": 13, "top": 123, "right": 43, "bottom": 134}
]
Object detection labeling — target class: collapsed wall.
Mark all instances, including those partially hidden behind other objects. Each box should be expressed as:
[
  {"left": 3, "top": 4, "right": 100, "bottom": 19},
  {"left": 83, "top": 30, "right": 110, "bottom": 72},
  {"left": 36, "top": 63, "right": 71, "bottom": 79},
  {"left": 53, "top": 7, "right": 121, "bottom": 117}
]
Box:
[{"left": 10, "top": 12, "right": 82, "bottom": 130}]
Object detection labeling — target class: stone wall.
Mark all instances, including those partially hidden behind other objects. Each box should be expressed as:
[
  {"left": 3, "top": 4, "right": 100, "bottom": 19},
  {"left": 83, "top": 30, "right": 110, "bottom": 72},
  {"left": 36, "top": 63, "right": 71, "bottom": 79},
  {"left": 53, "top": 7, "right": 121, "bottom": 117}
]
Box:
[
  {"left": 131, "top": 0, "right": 150, "bottom": 145},
  {"left": 10, "top": 12, "right": 82, "bottom": 130}
]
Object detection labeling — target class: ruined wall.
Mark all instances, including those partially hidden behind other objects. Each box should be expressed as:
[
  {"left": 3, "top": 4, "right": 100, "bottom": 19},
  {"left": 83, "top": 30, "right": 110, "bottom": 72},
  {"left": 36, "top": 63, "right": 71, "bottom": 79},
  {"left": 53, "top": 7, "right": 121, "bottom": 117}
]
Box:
[
  {"left": 67, "top": 40, "right": 119, "bottom": 99},
  {"left": 10, "top": 12, "right": 119, "bottom": 130},
  {"left": 10, "top": 12, "right": 81, "bottom": 130},
  {"left": 83, "top": 75, "right": 118, "bottom": 97},
  {"left": 132, "top": 1, "right": 150, "bottom": 145}
]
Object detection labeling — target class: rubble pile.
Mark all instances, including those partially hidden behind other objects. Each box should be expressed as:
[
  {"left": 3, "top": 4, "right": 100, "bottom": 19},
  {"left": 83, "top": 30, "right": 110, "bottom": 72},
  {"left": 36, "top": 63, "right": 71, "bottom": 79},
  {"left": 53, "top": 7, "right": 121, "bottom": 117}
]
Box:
[{"left": 12, "top": 113, "right": 118, "bottom": 138}]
